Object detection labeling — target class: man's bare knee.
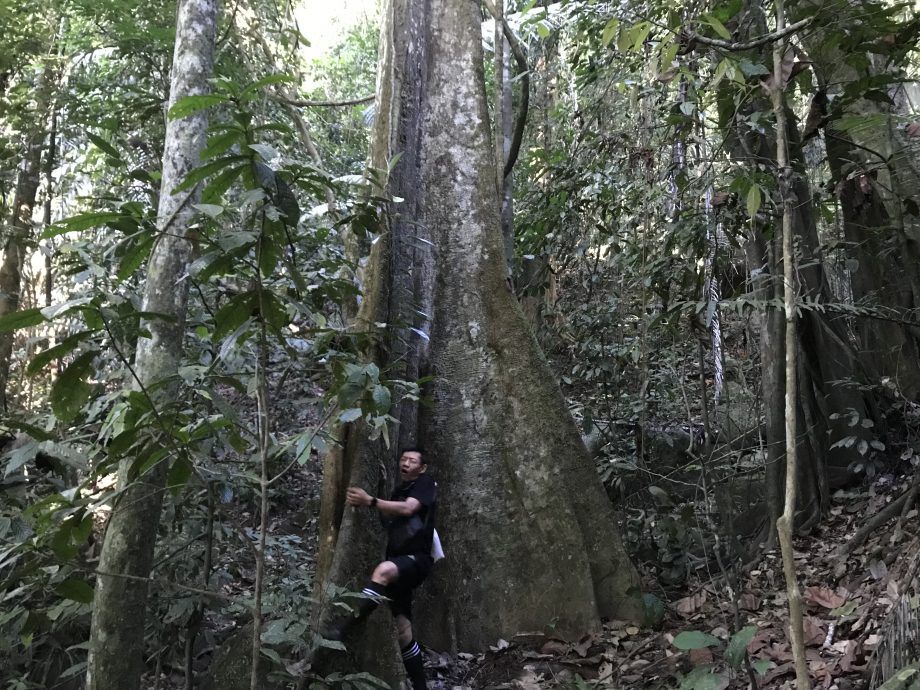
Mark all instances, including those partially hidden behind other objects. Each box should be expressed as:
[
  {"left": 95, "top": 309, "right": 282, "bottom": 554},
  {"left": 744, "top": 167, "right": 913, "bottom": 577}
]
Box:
[{"left": 371, "top": 561, "right": 399, "bottom": 585}]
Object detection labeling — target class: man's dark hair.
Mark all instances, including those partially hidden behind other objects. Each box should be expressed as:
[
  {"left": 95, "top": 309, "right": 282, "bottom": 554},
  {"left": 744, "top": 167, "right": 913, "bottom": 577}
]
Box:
[{"left": 400, "top": 447, "right": 426, "bottom": 463}]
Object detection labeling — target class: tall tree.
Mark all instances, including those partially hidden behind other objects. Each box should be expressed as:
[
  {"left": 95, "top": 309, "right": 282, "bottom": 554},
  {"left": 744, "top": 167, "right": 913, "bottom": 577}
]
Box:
[
  {"left": 85, "top": 1, "right": 218, "bottom": 688},
  {"left": 314, "top": 0, "right": 641, "bottom": 677}
]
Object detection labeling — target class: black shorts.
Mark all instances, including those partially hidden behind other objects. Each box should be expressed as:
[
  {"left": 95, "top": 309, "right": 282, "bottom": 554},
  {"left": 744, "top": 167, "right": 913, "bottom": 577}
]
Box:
[{"left": 386, "top": 553, "right": 433, "bottom": 620}]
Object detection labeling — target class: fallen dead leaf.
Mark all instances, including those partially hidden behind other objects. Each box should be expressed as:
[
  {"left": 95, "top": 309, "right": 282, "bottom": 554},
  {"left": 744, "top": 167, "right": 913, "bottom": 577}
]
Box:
[
  {"left": 690, "top": 647, "right": 714, "bottom": 664},
  {"left": 675, "top": 591, "right": 707, "bottom": 615},
  {"left": 906, "top": 122, "right": 920, "bottom": 138},
  {"left": 805, "top": 585, "right": 847, "bottom": 610},
  {"left": 739, "top": 592, "right": 762, "bottom": 611},
  {"left": 572, "top": 634, "right": 594, "bottom": 658},
  {"left": 539, "top": 640, "right": 567, "bottom": 656},
  {"left": 803, "top": 617, "right": 826, "bottom": 646}
]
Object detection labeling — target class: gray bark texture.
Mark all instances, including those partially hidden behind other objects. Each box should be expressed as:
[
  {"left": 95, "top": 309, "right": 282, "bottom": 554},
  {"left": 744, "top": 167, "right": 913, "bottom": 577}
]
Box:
[
  {"left": 85, "top": 2, "right": 217, "bottom": 688},
  {"left": 0, "top": 133, "right": 43, "bottom": 412},
  {"left": 313, "top": 0, "right": 641, "bottom": 675}
]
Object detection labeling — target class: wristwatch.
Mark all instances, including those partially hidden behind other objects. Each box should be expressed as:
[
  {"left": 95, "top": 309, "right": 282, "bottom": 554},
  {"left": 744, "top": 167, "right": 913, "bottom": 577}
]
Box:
[{"left": 370, "top": 497, "right": 378, "bottom": 508}]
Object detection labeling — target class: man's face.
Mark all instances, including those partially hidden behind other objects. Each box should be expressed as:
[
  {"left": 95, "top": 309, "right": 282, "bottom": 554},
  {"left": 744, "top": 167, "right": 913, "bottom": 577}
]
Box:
[{"left": 399, "top": 451, "right": 425, "bottom": 480}]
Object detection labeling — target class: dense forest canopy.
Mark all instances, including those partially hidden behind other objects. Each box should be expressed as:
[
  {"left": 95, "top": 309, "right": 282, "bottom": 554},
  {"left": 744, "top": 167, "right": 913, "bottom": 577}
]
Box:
[{"left": 1, "top": 0, "right": 919, "bottom": 688}]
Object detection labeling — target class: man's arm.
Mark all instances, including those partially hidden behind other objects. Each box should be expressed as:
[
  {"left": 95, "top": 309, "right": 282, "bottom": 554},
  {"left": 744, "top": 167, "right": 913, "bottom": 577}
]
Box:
[{"left": 346, "top": 487, "right": 421, "bottom": 517}]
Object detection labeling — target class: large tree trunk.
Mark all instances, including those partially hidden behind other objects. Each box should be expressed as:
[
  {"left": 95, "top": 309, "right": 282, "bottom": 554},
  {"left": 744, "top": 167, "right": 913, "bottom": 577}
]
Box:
[
  {"left": 85, "top": 2, "right": 217, "bottom": 688},
  {"left": 800, "top": 19, "right": 920, "bottom": 400},
  {"left": 314, "top": 0, "right": 641, "bottom": 675}
]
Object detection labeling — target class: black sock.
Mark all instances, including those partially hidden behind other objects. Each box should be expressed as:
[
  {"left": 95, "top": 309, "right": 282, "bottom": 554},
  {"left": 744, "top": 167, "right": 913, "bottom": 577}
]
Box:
[
  {"left": 401, "top": 639, "right": 426, "bottom": 690},
  {"left": 356, "top": 581, "right": 388, "bottom": 619},
  {"left": 322, "top": 581, "right": 388, "bottom": 642}
]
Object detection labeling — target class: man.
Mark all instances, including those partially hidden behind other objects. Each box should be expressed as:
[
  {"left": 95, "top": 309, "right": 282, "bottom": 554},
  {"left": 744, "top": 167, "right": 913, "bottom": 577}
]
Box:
[{"left": 341, "top": 448, "right": 436, "bottom": 690}]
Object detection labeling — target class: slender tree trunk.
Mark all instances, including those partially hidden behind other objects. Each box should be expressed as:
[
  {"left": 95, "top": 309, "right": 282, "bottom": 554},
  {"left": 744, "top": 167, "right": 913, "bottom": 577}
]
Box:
[
  {"left": 86, "top": 2, "right": 217, "bottom": 688},
  {"left": 313, "top": 0, "right": 641, "bottom": 676},
  {"left": 0, "top": 133, "right": 44, "bottom": 412}
]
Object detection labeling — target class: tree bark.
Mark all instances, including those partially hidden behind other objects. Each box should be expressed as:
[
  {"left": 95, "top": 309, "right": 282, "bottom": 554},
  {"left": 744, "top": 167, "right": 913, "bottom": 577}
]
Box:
[
  {"left": 0, "top": 132, "right": 43, "bottom": 412},
  {"left": 86, "top": 2, "right": 217, "bottom": 688},
  {"left": 313, "top": 0, "right": 642, "bottom": 675}
]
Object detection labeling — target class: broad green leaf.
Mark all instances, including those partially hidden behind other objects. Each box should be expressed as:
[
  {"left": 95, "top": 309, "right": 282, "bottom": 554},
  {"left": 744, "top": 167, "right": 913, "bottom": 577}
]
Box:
[
  {"left": 0, "top": 308, "right": 45, "bottom": 333},
  {"left": 712, "top": 58, "right": 732, "bottom": 87},
  {"left": 601, "top": 19, "right": 619, "bottom": 47},
  {"left": 725, "top": 625, "right": 756, "bottom": 668},
  {"left": 117, "top": 233, "right": 155, "bottom": 281},
  {"left": 672, "top": 630, "right": 722, "bottom": 650},
  {"left": 372, "top": 385, "right": 391, "bottom": 414},
  {"left": 679, "top": 666, "right": 729, "bottom": 690},
  {"left": 87, "top": 133, "right": 124, "bottom": 162},
  {"left": 27, "top": 331, "right": 91, "bottom": 375},
  {"left": 241, "top": 73, "right": 297, "bottom": 101},
  {"left": 213, "top": 292, "right": 256, "bottom": 341},
  {"left": 168, "top": 94, "right": 228, "bottom": 119},
  {"left": 167, "top": 457, "right": 193, "bottom": 496},
  {"left": 703, "top": 14, "right": 732, "bottom": 40},
  {"left": 752, "top": 659, "right": 771, "bottom": 676},
  {"left": 202, "top": 129, "right": 244, "bottom": 160},
  {"left": 175, "top": 155, "right": 248, "bottom": 194},
  {"left": 630, "top": 22, "right": 653, "bottom": 52},
  {"left": 56, "top": 578, "right": 94, "bottom": 604},
  {"left": 338, "top": 408, "right": 363, "bottom": 423},
  {"left": 746, "top": 184, "right": 762, "bottom": 218},
  {"left": 201, "top": 163, "right": 248, "bottom": 203},
  {"left": 43, "top": 212, "right": 125, "bottom": 238},
  {"left": 51, "top": 351, "right": 97, "bottom": 422},
  {"left": 194, "top": 203, "right": 224, "bottom": 218}
]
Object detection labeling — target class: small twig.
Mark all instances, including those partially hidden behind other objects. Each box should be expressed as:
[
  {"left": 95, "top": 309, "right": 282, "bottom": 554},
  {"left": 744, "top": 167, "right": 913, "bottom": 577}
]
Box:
[
  {"left": 840, "top": 488, "right": 916, "bottom": 555},
  {"left": 91, "top": 569, "right": 236, "bottom": 604}
]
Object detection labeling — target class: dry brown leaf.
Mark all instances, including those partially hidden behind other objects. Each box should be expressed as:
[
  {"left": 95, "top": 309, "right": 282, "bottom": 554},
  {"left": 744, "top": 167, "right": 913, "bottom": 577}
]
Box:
[
  {"left": 675, "top": 591, "right": 706, "bottom": 615},
  {"left": 539, "top": 640, "right": 567, "bottom": 656},
  {"left": 739, "top": 592, "right": 761, "bottom": 611},
  {"left": 572, "top": 634, "right": 595, "bottom": 658},
  {"left": 803, "top": 616, "right": 826, "bottom": 646},
  {"left": 906, "top": 122, "right": 920, "bottom": 138},
  {"left": 690, "top": 647, "right": 714, "bottom": 664},
  {"left": 762, "top": 661, "right": 795, "bottom": 684},
  {"left": 805, "top": 585, "right": 847, "bottom": 609}
]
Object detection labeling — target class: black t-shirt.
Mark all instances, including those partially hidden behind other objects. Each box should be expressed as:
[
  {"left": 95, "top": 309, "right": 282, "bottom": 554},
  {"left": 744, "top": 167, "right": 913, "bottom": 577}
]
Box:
[{"left": 386, "top": 474, "right": 437, "bottom": 557}]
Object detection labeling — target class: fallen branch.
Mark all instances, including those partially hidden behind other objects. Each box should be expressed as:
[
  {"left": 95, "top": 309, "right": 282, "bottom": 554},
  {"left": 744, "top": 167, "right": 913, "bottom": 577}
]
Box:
[{"left": 840, "top": 487, "right": 917, "bottom": 556}]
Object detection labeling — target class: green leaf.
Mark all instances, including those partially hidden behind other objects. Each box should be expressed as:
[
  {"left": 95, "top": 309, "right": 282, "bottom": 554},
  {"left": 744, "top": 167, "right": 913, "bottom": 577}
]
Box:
[
  {"left": 168, "top": 94, "right": 228, "bottom": 119},
  {"left": 725, "top": 626, "right": 756, "bottom": 668},
  {"left": 56, "top": 578, "right": 95, "bottom": 604},
  {"left": 338, "top": 408, "right": 363, "bottom": 423},
  {"left": 679, "top": 666, "right": 729, "bottom": 690},
  {"left": 0, "top": 308, "right": 45, "bottom": 333},
  {"left": 241, "top": 73, "right": 297, "bottom": 101},
  {"left": 371, "top": 385, "right": 391, "bottom": 414},
  {"left": 167, "top": 457, "right": 193, "bottom": 496},
  {"left": 630, "top": 22, "right": 653, "bottom": 52},
  {"left": 201, "top": 163, "right": 248, "bottom": 203},
  {"left": 45, "top": 212, "right": 126, "bottom": 238},
  {"left": 601, "top": 19, "right": 619, "bottom": 47},
  {"left": 703, "top": 14, "right": 732, "bottom": 40},
  {"left": 712, "top": 58, "right": 732, "bottom": 87},
  {"left": 27, "top": 332, "right": 91, "bottom": 375},
  {"left": 213, "top": 292, "right": 256, "bottom": 341},
  {"left": 51, "top": 351, "right": 97, "bottom": 422},
  {"left": 746, "top": 184, "right": 762, "bottom": 218},
  {"left": 87, "top": 133, "right": 124, "bottom": 162},
  {"left": 752, "top": 659, "right": 771, "bottom": 676},
  {"left": 831, "top": 600, "right": 858, "bottom": 617},
  {"left": 194, "top": 203, "right": 224, "bottom": 218},
  {"left": 117, "top": 233, "right": 155, "bottom": 281},
  {"left": 710, "top": 0, "right": 742, "bottom": 23},
  {"left": 175, "top": 155, "right": 248, "bottom": 194},
  {"left": 672, "top": 630, "right": 722, "bottom": 650},
  {"left": 202, "top": 129, "right": 244, "bottom": 160}
]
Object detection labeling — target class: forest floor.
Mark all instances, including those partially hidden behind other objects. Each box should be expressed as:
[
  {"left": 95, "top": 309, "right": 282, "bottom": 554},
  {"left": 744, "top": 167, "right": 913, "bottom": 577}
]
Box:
[
  {"left": 173, "top": 463, "right": 918, "bottom": 690},
  {"left": 423, "top": 473, "right": 919, "bottom": 690}
]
